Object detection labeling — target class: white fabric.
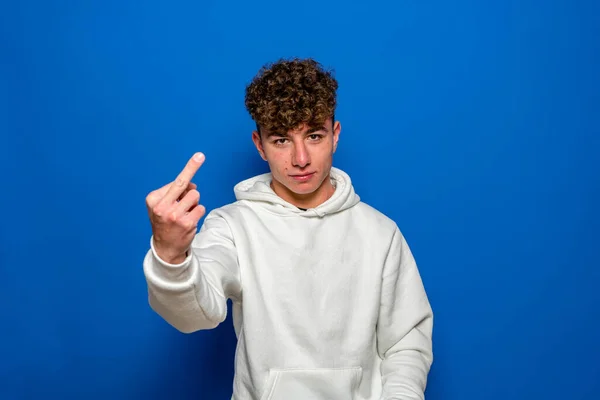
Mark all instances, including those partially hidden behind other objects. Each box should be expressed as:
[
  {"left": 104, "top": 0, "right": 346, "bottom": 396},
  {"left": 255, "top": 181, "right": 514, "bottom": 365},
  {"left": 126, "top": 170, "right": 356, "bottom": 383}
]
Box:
[{"left": 143, "top": 167, "right": 433, "bottom": 399}]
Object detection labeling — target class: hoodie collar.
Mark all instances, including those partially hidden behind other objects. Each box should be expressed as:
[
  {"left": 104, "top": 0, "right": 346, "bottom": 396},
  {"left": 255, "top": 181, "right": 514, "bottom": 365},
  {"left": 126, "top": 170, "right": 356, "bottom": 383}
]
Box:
[{"left": 233, "top": 167, "right": 360, "bottom": 217}]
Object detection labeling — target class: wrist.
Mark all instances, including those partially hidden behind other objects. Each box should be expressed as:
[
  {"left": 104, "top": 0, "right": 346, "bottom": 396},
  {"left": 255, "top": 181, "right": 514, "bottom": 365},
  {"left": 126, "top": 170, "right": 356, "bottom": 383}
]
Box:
[{"left": 152, "top": 239, "right": 188, "bottom": 265}]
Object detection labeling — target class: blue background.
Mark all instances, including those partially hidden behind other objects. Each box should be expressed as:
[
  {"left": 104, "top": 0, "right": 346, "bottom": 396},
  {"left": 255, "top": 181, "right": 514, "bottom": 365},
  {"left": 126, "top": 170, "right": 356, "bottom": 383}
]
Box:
[{"left": 1, "top": 0, "right": 599, "bottom": 399}]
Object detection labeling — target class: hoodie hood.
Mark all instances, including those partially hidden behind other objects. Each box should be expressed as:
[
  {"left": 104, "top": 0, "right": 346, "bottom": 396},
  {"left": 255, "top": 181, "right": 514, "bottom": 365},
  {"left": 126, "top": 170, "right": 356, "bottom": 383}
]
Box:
[{"left": 233, "top": 167, "right": 360, "bottom": 217}]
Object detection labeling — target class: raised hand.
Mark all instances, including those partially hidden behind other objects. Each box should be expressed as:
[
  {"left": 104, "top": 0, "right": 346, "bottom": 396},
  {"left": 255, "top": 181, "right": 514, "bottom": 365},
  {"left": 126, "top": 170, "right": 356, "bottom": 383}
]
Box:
[{"left": 146, "top": 152, "right": 206, "bottom": 264}]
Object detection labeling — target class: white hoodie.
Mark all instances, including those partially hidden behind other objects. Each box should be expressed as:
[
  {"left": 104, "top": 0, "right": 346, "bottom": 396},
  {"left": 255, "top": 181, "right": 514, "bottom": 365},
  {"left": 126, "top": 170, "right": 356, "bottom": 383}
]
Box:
[{"left": 143, "top": 167, "right": 433, "bottom": 400}]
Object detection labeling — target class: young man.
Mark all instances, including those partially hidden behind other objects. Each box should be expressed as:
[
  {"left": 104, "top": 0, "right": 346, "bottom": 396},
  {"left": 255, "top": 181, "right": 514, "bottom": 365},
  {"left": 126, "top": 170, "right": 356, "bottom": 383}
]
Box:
[{"left": 143, "top": 58, "right": 434, "bottom": 399}]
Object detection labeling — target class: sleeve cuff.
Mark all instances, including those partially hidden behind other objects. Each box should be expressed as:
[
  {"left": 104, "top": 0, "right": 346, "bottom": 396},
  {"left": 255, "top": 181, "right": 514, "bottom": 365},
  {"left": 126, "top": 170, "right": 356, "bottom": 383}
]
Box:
[
  {"left": 150, "top": 235, "right": 192, "bottom": 267},
  {"left": 147, "top": 236, "right": 194, "bottom": 283}
]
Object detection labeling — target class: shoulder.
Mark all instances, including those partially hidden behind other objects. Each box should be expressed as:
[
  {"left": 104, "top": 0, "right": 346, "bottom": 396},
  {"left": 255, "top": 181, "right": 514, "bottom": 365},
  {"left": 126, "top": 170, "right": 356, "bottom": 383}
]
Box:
[
  {"left": 201, "top": 200, "right": 254, "bottom": 223},
  {"left": 343, "top": 200, "right": 403, "bottom": 246},
  {"left": 354, "top": 200, "right": 398, "bottom": 229},
  {"left": 193, "top": 202, "right": 249, "bottom": 241}
]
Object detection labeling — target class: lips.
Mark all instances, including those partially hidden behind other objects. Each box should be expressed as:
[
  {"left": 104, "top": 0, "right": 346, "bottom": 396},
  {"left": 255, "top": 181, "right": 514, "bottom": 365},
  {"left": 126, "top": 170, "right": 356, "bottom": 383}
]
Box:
[
  {"left": 290, "top": 172, "right": 315, "bottom": 181},
  {"left": 291, "top": 172, "right": 314, "bottom": 177}
]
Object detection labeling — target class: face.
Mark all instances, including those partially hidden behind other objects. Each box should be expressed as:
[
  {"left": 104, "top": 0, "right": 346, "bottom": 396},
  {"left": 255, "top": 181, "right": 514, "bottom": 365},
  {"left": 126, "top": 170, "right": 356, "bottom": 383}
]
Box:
[{"left": 252, "top": 118, "right": 341, "bottom": 206}]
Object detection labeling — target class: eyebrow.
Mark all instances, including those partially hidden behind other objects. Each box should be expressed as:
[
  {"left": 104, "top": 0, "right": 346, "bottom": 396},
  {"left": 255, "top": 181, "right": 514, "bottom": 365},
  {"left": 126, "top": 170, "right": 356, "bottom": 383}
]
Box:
[
  {"left": 307, "top": 125, "right": 328, "bottom": 133},
  {"left": 265, "top": 125, "right": 328, "bottom": 138},
  {"left": 266, "top": 131, "right": 289, "bottom": 138}
]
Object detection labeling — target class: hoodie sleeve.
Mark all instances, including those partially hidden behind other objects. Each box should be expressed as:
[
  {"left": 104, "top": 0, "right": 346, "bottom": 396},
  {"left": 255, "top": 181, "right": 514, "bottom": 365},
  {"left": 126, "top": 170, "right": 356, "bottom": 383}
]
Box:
[
  {"left": 377, "top": 227, "right": 434, "bottom": 400},
  {"left": 142, "top": 211, "right": 241, "bottom": 333}
]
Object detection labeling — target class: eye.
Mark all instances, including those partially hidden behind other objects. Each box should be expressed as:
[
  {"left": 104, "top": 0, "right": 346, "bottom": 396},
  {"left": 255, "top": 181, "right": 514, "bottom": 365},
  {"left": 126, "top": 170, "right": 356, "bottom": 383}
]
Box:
[
  {"left": 273, "top": 138, "right": 288, "bottom": 145},
  {"left": 308, "top": 134, "right": 323, "bottom": 140}
]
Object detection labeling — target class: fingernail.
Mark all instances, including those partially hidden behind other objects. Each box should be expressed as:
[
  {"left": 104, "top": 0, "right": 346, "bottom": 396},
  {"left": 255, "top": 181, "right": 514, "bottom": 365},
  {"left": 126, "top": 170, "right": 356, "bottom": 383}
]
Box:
[{"left": 193, "top": 152, "right": 204, "bottom": 162}]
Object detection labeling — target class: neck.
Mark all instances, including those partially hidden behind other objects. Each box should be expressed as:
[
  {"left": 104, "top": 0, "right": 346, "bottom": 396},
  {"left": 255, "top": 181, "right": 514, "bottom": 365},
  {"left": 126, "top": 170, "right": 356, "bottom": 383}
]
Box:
[{"left": 270, "top": 175, "right": 335, "bottom": 209}]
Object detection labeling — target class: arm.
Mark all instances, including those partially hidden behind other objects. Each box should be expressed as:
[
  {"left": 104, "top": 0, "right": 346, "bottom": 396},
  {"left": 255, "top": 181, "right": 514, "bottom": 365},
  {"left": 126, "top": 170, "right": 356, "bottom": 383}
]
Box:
[
  {"left": 143, "top": 211, "right": 241, "bottom": 333},
  {"left": 377, "top": 227, "right": 434, "bottom": 400}
]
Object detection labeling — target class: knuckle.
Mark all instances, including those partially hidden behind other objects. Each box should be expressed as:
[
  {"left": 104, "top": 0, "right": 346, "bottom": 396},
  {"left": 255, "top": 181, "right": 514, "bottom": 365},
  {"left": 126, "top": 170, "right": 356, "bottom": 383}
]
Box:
[
  {"left": 152, "top": 205, "right": 163, "bottom": 217},
  {"left": 184, "top": 219, "right": 196, "bottom": 230},
  {"left": 146, "top": 192, "right": 156, "bottom": 206}
]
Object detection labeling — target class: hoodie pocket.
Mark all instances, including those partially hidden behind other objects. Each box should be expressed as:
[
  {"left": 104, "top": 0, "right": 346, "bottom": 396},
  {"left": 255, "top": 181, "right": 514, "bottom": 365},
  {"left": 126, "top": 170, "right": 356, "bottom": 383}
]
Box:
[{"left": 260, "top": 367, "right": 363, "bottom": 400}]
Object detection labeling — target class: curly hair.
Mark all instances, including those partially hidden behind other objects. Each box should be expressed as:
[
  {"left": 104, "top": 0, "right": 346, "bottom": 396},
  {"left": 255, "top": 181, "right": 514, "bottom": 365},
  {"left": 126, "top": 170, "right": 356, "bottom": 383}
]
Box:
[{"left": 244, "top": 57, "right": 338, "bottom": 135}]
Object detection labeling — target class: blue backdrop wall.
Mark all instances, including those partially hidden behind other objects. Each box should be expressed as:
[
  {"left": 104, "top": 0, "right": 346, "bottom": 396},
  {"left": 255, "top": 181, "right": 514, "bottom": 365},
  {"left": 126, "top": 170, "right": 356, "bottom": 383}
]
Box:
[{"left": 1, "top": 1, "right": 598, "bottom": 399}]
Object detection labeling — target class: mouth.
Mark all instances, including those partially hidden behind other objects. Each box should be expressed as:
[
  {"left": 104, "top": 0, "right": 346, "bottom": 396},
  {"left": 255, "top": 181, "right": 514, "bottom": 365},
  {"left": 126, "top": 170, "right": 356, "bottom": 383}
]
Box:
[{"left": 290, "top": 172, "right": 315, "bottom": 182}]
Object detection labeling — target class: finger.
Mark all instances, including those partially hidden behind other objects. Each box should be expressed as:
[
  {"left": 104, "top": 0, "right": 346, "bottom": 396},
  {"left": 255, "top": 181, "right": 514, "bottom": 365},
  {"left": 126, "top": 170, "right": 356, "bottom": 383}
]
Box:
[
  {"left": 164, "top": 152, "right": 205, "bottom": 203},
  {"left": 175, "top": 190, "right": 200, "bottom": 215},
  {"left": 185, "top": 204, "right": 206, "bottom": 225},
  {"left": 177, "top": 182, "right": 197, "bottom": 202},
  {"left": 146, "top": 181, "right": 173, "bottom": 209},
  {"left": 147, "top": 181, "right": 196, "bottom": 209}
]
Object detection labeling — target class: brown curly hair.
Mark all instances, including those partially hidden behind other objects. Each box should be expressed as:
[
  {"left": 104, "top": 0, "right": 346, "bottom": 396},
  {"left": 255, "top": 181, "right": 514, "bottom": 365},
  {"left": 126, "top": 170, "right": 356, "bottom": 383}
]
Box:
[{"left": 245, "top": 57, "right": 338, "bottom": 135}]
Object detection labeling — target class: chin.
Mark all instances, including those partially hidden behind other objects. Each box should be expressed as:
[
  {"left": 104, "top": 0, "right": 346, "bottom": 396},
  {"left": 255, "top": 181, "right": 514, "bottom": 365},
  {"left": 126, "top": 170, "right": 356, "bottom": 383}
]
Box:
[
  {"left": 287, "top": 177, "right": 324, "bottom": 195},
  {"left": 291, "top": 186, "right": 318, "bottom": 195},
  {"left": 281, "top": 181, "right": 312, "bottom": 194}
]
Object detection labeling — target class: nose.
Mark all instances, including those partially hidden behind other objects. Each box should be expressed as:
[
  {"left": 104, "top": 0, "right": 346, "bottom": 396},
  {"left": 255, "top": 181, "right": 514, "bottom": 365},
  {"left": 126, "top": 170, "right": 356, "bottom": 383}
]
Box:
[{"left": 292, "top": 141, "right": 310, "bottom": 168}]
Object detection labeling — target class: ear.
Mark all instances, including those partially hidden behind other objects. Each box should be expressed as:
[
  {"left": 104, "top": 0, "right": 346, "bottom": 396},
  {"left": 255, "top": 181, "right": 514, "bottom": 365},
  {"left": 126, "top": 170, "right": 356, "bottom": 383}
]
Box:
[
  {"left": 332, "top": 120, "right": 341, "bottom": 153},
  {"left": 252, "top": 130, "right": 268, "bottom": 161}
]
